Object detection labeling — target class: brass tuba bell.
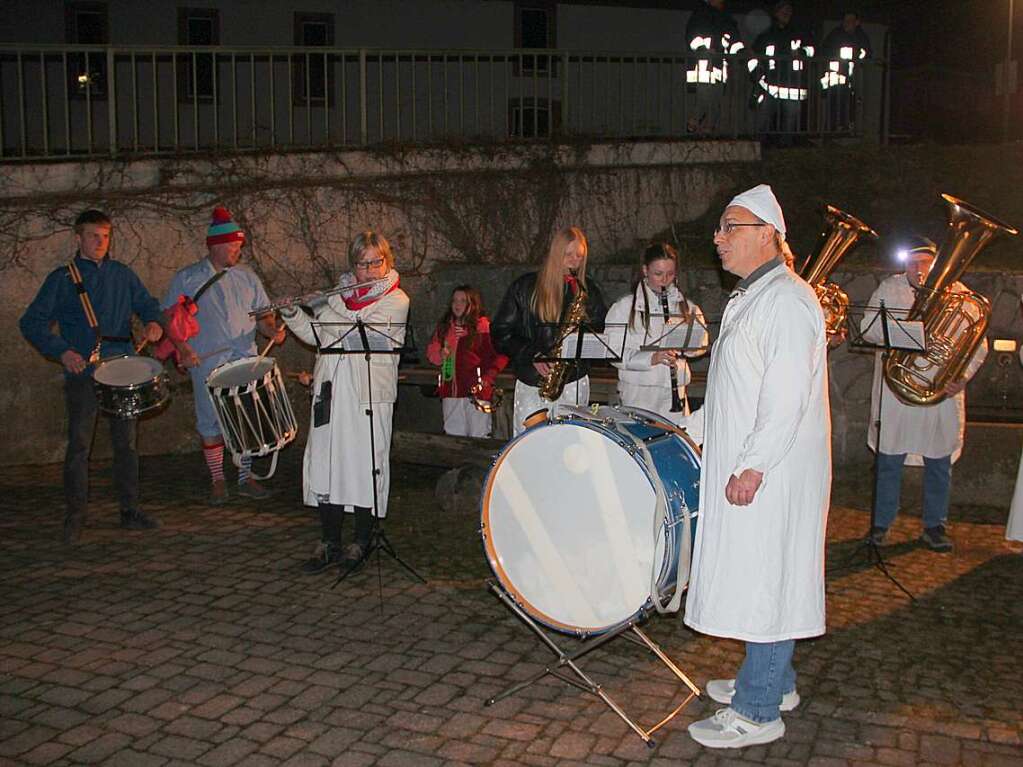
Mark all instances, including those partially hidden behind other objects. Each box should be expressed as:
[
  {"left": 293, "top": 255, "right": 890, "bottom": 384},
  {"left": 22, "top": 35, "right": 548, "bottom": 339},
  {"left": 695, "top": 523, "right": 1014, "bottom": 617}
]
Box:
[
  {"left": 800, "top": 204, "right": 878, "bottom": 340},
  {"left": 883, "top": 194, "right": 1018, "bottom": 406}
]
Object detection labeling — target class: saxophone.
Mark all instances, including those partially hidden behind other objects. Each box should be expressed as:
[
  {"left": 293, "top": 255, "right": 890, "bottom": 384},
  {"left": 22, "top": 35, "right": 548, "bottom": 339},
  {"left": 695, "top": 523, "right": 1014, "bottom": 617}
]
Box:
[{"left": 537, "top": 280, "right": 589, "bottom": 401}]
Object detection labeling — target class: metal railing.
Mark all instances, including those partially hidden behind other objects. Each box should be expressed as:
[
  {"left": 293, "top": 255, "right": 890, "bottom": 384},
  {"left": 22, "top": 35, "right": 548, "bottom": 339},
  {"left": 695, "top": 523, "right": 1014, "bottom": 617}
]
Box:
[{"left": 0, "top": 44, "right": 889, "bottom": 161}]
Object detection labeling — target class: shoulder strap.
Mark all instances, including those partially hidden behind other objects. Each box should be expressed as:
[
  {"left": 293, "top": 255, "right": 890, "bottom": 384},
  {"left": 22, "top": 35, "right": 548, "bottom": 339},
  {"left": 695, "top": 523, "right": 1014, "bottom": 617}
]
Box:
[
  {"left": 192, "top": 266, "right": 230, "bottom": 304},
  {"left": 67, "top": 259, "right": 100, "bottom": 332}
]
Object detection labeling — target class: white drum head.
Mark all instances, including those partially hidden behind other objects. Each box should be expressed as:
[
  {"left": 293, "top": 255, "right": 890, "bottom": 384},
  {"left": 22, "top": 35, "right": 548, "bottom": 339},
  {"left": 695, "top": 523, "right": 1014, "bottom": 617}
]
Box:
[
  {"left": 482, "top": 422, "right": 658, "bottom": 634},
  {"left": 207, "top": 357, "right": 275, "bottom": 388},
  {"left": 93, "top": 356, "right": 163, "bottom": 386}
]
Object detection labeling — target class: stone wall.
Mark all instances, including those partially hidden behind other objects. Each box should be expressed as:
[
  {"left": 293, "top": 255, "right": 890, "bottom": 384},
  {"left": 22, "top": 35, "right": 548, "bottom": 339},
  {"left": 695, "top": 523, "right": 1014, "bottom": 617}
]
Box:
[{"left": 0, "top": 140, "right": 754, "bottom": 466}]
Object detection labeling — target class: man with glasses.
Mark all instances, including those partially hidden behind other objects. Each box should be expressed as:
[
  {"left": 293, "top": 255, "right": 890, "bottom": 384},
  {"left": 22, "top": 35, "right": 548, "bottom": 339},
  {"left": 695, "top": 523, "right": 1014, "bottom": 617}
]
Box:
[
  {"left": 163, "top": 206, "right": 285, "bottom": 505},
  {"left": 682, "top": 185, "right": 831, "bottom": 748}
]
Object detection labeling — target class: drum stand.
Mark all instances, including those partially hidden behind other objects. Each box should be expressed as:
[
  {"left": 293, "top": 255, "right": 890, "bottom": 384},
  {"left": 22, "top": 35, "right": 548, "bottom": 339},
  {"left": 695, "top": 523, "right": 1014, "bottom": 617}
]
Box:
[{"left": 486, "top": 581, "right": 700, "bottom": 748}]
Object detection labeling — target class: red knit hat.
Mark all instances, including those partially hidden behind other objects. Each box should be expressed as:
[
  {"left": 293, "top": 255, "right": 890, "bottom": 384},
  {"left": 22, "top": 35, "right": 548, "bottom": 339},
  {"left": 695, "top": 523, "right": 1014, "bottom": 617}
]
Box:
[{"left": 206, "top": 206, "right": 245, "bottom": 247}]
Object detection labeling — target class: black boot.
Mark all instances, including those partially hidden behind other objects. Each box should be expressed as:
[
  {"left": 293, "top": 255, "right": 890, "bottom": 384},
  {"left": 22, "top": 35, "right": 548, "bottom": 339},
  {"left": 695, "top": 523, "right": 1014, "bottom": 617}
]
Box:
[
  {"left": 63, "top": 511, "right": 85, "bottom": 545},
  {"left": 339, "top": 506, "right": 374, "bottom": 571},
  {"left": 301, "top": 504, "right": 344, "bottom": 575}
]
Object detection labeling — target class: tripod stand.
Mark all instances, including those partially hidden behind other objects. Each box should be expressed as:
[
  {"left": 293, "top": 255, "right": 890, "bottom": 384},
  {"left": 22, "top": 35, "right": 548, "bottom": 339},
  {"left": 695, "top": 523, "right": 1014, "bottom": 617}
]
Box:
[
  {"left": 307, "top": 317, "right": 425, "bottom": 588},
  {"left": 843, "top": 301, "right": 923, "bottom": 601}
]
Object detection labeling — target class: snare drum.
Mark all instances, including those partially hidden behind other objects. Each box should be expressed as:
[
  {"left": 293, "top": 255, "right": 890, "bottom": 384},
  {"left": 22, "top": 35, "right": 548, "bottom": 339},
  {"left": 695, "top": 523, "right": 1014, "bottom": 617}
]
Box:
[
  {"left": 206, "top": 357, "right": 298, "bottom": 460},
  {"left": 93, "top": 355, "right": 170, "bottom": 418},
  {"left": 481, "top": 405, "right": 700, "bottom": 636}
]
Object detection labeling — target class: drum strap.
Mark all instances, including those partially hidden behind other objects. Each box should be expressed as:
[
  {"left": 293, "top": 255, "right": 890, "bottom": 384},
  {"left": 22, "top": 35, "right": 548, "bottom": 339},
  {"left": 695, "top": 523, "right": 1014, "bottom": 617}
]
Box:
[
  {"left": 622, "top": 430, "right": 692, "bottom": 615},
  {"left": 67, "top": 259, "right": 102, "bottom": 362}
]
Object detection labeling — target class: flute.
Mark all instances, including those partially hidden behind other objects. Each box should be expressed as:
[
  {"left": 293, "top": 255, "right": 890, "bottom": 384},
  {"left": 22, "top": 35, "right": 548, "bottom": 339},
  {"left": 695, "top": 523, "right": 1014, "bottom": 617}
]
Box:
[{"left": 249, "top": 277, "right": 389, "bottom": 317}]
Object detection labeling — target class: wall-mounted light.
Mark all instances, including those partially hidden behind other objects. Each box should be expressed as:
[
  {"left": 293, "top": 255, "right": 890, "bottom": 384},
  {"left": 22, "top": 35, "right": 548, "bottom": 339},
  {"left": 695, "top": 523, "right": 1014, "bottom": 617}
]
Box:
[{"left": 993, "top": 339, "right": 1018, "bottom": 353}]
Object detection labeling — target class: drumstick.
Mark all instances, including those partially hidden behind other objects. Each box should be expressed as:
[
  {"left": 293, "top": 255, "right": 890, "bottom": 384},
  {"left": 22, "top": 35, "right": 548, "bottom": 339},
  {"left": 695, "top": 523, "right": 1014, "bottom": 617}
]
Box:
[
  {"left": 135, "top": 338, "right": 149, "bottom": 354},
  {"left": 251, "top": 336, "right": 276, "bottom": 370},
  {"left": 198, "top": 347, "right": 231, "bottom": 362}
]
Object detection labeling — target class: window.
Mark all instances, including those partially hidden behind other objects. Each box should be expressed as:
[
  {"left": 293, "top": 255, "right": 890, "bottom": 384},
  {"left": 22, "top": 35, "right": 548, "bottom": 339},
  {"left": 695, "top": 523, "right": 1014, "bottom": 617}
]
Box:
[
  {"left": 65, "top": 2, "right": 108, "bottom": 99},
  {"left": 514, "top": 2, "right": 556, "bottom": 75},
  {"left": 177, "top": 8, "right": 220, "bottom": 102},
  {"left": 293, "top": 12, "right": 335, "bottom": 105},
  {"left": 508, "top": 97, "right": 560, "bottom": 138}
]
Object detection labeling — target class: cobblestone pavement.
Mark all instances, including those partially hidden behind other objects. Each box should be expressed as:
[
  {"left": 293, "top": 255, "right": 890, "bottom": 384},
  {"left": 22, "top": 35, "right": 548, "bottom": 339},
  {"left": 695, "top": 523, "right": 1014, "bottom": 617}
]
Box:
[{"left": 1, "top": 450, "right": 1021, "bottom": 767}]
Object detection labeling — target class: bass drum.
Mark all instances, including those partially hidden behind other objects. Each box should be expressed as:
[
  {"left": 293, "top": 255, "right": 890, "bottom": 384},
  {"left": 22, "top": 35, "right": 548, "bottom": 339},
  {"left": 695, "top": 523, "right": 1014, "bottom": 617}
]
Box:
[{"left": 481, "top": 405, "right": 700, "bottom": 636}]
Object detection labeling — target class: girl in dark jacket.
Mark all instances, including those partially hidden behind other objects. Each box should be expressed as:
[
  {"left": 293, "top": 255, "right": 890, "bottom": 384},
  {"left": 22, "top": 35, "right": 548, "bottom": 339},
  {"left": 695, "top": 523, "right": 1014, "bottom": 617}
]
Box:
[{"left": 426, "top": 285, "right": 508, "bottom": 438}]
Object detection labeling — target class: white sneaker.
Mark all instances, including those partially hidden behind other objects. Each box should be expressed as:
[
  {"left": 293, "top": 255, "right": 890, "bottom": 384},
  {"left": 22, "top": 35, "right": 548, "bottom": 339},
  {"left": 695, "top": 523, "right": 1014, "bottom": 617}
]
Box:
[
  {"left": 705, "top": 678, "right": 800, "bottom": 712},
  {"left": 688, "top": 707, "right": 785, "bottom": 749}
]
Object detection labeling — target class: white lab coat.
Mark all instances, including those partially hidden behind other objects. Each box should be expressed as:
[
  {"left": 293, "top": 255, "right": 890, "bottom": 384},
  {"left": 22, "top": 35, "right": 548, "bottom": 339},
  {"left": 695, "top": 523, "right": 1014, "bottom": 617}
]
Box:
[
  {"left": 604, "top": 283, "right": 707, "bottom": 422},
  {"left": 282, "top": 288, "right": 409, "bottom": 513},
  {"left": 683, "top": 265, "right": 831, "bottom": 642},
  {"left": 861, "top": 274, "right": 987, "bottom": 465}
]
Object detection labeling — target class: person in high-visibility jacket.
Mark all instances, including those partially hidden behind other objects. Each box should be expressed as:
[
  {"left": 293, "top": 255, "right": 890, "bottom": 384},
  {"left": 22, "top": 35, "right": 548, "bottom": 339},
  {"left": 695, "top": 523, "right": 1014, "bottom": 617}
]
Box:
[
  {"left": 685, "top": 0, "right": 744, "bottom": 133},
  {"left": 820, "top": 12, "right": 872, "bottom": 132},
  {"left": 749, "top": 1, "right": 814, "bottom": 146}
]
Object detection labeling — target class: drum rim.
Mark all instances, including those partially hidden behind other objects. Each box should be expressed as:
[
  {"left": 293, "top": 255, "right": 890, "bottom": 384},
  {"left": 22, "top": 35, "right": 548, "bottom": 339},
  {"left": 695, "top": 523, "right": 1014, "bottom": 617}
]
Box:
[
  {"left": 93, "top": 355, "right": 168, "bottom": 390},
  {"left": 480, "top": 416, "right": 696, "bottom": 636},
  {"left": 206, "top": 355, "right": 278, "bottom": 391}
]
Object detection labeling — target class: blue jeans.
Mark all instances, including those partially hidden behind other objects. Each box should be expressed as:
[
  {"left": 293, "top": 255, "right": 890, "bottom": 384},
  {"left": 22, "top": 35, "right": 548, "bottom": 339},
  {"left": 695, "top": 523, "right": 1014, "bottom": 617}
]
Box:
[
  {"left": 731, "top": 640, "right": 796, "bottom": 724},
  {"left": 874, "top": 452, "right": 952, "bottom": 531}
]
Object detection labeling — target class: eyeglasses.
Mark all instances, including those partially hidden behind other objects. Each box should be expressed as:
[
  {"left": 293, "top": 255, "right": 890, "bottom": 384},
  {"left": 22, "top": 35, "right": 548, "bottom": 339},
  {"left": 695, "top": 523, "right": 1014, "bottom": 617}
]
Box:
[
  {"left": 355, "top": 258, "right": 385, "bottom": 269},
  {"left": 714, "top": 222, "right": 768, "bottom": 236}
]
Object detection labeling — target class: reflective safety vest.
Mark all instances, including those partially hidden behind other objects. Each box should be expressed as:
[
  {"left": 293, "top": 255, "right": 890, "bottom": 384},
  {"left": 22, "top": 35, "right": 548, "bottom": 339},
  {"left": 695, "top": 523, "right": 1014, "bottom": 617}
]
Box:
[
  {"left": 685, "top": 6, "right": 743, "bottom": 85},
  {"left": 750, "top": 26, "right": 814, "bottom": 103},
  {"left": 819, "top": 27, "right": 870, "bottom": 90}
]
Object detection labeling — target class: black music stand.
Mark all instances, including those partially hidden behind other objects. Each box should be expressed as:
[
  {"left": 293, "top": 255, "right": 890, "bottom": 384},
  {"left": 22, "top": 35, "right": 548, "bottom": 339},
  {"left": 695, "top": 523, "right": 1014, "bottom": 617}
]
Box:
[
  {"left": 842, "top": 300, "right": 926, "bottom": 601},
  {"left": 528, "top": 321, "right": 625, "bottom": 415},
  {"left": 306, "top": 318, "right": 425, "bottom": 587},
  {"left": 639, "top": 314, "right": 710, "bottom": 413}
]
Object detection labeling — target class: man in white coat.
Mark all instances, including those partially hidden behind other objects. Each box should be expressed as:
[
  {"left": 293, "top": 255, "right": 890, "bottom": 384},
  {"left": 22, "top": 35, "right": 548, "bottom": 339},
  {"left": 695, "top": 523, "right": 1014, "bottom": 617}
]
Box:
[
  {"left": 861, "top": 238, "right": 988, "bottom": 552},
  {"left": 682, "top": 185, "right": 831, "bottom": 749}
]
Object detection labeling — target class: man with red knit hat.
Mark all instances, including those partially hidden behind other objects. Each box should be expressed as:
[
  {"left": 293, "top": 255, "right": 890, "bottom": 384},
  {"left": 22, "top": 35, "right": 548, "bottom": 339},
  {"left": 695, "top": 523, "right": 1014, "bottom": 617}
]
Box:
[{"left": 163, "top": 206, "right": 285, "bottom": 504}]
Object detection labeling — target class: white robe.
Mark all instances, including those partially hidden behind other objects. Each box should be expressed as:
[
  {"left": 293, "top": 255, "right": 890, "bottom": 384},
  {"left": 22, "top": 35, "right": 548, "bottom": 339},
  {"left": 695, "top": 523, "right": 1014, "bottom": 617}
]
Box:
[
  {"left": 683, "top": 265, "right": 831, "bottom": 642},
  {"left": 604, "top": 283, "right": 707, "bottom": 423},
  {"left": 283, "top": 289, "right": 409, "bottom": 514},
  {"left": 861, "top": 274, "right": 987, "bottom": 465},
  {"left": 1008, "top": 334, "right": 1023, "bottom": 542}
]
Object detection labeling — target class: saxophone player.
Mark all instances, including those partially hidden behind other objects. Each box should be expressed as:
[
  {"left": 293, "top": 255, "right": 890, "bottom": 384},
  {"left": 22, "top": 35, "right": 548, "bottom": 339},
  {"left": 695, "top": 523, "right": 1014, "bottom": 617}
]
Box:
[
  {"left": 861, "top": 237, "right": 988, "bottom": 553},
  {"left": 492, "top": 227, "right": 608, "bottom": 436}
]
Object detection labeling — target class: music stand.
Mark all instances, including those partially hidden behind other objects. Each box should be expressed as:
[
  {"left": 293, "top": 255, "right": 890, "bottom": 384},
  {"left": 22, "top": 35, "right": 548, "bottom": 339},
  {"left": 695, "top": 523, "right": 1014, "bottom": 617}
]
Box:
[
  {"left": 528, "top": 320, "right": 625, "bottom": 414},
  {"left": 639, "top": 314, "right": 710, "bottom": 413},
  {"left": 842, "top": 300, "right": 926, "bottom": 601},
  {"left": 306, "top": 318, "right": 425, "bottom": 587}
]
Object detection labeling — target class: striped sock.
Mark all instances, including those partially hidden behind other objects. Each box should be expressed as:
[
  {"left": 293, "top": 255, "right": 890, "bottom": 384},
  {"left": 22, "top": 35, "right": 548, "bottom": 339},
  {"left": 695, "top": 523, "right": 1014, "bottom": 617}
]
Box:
[
  {"left": 237, "top": 454, "right": 252, "bottom": 485},
  {"left": 203, "top": 444, "right": 225, "bottom": 483}
]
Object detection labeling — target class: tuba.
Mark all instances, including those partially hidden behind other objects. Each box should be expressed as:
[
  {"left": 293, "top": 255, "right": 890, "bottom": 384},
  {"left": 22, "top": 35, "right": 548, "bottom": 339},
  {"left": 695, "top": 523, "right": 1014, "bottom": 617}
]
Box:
[
  {"left": 883, "top": 194, "right": 1018, "bottom": 406},
  {"left": 537, "top": 280, "right": 589, "bottom": 401},
  {"left": 800, "top": 204, "right": 878, "bottom": 339}
]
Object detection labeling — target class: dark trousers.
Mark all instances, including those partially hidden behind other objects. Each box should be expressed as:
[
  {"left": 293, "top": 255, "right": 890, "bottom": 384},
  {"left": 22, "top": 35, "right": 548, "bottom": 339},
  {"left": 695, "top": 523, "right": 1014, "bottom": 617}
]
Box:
[{"left": 64, "top": 374, "right": 139, "bottom": 517}]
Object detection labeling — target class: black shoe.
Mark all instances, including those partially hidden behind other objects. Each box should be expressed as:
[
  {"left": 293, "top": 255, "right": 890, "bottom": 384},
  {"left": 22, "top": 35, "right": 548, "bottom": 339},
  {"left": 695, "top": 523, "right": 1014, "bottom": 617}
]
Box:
[
  {"left": 120, "top": 509, "right": 159, "bottom": 531},
  {"left": 300, "top": 543, "right": 342, "bottom": 575},
  {"left": 868, "top": 526, "right": 888, "bottom": 546},
  {"left": 338, "top": 542, "right": 367, "bottom": 574},
  {"left": 920, "top": 525, "right": 953, "bottom": 552},
  {"left": 63, "top": 514, "right": 84, "bottom": 545}
]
